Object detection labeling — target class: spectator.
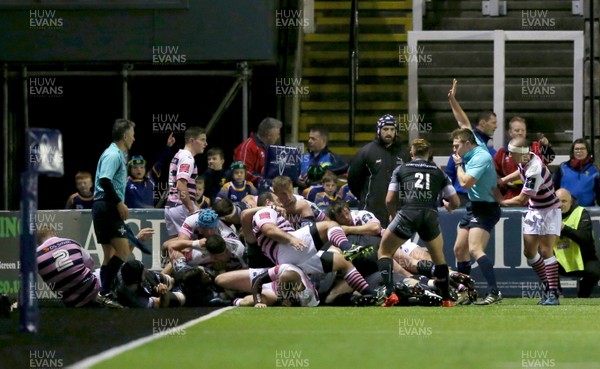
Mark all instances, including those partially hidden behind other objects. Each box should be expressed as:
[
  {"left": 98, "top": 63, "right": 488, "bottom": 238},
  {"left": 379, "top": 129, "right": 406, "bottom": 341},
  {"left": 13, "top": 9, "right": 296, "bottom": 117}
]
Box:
[
  {"left": 65, "top": 171, "right": 94, "bottom": 209},
  {"left": 347, "top": 114, "right": 410, "bottom": 227},
  {"left": 314, "top": 171, "right": 338, "bottom": 210},
  {"left": 195, "top": 176, "right": 211, "bottom": 210},
  {"left": 125, "top": 133, "right": 176, "bottom": 208},
  {"left": 297, "top": 126, "right": 348, "bottom": 188},
  {"left": 552, "top": 138, "right": 600, "bottom": 207},
  {"left": 203, "top": 147, "right": 231, "bottom": 202},
  {"left": 216, "top": 161, "right": 258, "bottom": 204},
  {"left": 335, "top": 183, "right": 359, "bottom": 208},
  {"left": 301, "top": 165, "right": 326, "bottom": 202},
  {"left": 554, "top": 189, "right": 600, "bottom": 297},
  {"left": 494, "top": 116, "right": 555, "bottom": 199},
  {"left": 164, "top": 126, "right": 208, "bottom": 238},
  {"left": 233, "top": 117, "right": 282, "bottom": 186}
]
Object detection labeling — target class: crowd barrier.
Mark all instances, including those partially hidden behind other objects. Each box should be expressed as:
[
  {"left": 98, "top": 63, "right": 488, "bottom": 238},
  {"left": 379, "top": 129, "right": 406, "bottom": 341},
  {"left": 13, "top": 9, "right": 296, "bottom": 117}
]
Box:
[{"left": 1, "top": 208, "right": 599, "bottom": 298}]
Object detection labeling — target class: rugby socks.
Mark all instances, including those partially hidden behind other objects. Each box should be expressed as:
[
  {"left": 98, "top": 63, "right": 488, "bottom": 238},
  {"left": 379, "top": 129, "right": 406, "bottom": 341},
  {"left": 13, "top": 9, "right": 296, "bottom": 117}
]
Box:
[
  {"left": 377, "top": 257, "right": 394, "bottom": 294},
  {"left": 457, "top": 261, "right": 471, "bottom": 275},
  {"left": 476, "top": 255, "right": 498, "bottom": 291},
  {"left": 527, "top": 254, "right": 548, "bottom": 287},
  {"left": 433, "top": 264, "right": 451, "bottom": 300},
  {"left": 99, "top": 266, "right": 107, "bottom": 294},
  {"left": 328, "top": 227, "right": 351, "bottom": 251},
  {"left": 101, "top": 256, "right": 124, "bottom": 295},
  {"left": 344, "top": 268, "right": 372, "bottom": 294},
  {"left": 544, "top": 256, "right": 559, "bottom": 291}
]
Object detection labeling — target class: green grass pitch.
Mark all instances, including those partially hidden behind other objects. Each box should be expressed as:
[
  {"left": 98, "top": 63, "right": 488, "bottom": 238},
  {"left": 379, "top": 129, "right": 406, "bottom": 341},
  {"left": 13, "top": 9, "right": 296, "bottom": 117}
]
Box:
[{"left": 91, "top": 298, "right": 600, "bottom": 369}]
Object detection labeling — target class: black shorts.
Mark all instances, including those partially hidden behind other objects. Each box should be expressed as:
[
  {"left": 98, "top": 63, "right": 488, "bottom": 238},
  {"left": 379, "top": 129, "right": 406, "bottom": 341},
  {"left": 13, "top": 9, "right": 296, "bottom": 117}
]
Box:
[
  {"left": 458, "top": 201, "right": 501, "bottom": 233},
  {"left": 92, "top": 200, "right": 127, "bottom": 244},
  {"left": 388, "top": 207, "right": 440, "bottom": 242}
]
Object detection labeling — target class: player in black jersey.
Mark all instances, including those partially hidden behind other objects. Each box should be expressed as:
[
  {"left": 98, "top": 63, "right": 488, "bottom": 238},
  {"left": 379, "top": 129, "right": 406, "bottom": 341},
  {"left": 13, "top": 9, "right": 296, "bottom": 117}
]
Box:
[{"left": 378, "top": 139, "right": 460, "bottom": 307}]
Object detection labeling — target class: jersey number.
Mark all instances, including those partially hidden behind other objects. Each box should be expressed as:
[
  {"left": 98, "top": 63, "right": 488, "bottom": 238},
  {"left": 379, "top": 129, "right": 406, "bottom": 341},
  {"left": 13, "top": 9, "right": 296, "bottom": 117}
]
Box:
[
  {"left": 414, "top": 173, "right": 430, "bottom": 190},
  {"left": 53, "top": 249, "right": 74, "bottom": 272}
]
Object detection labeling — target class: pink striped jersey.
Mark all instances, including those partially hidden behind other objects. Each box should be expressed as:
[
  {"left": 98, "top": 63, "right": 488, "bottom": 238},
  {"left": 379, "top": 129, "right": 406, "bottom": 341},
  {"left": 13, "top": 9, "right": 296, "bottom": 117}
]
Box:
[
  {"left": 518, "top": 153, "right": 560, "bottom": 209},
  {"left": 166, "top": 149, "right": 197, "bottom": 207},
  {"left": 267, "top": 264, "right": 319, "bottom": 307},
  {"left": 350, "top": 209, "right": 381, "bottom": 226},
  {"left": 36, "top": 237, "right": 99, "bottom": 307},
  {"left": 350, "top": 209, "right": 384, "bottom": 237},
  {"left": 252, "top": 208, "right": 295, "bottom": 263}
]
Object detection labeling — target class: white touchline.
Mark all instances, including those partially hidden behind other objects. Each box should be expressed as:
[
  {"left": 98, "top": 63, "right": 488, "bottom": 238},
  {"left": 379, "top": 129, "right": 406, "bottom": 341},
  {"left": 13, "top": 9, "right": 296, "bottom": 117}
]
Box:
[{"left": 67, "top": 307, "right": 236, "bottom": 369}]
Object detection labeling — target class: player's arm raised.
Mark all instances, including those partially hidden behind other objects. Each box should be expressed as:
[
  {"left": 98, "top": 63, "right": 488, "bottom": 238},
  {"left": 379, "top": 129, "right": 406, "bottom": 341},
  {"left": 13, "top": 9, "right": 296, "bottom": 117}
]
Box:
[{"left": 448, "top": 79, "right": 472, "bottom": 131}]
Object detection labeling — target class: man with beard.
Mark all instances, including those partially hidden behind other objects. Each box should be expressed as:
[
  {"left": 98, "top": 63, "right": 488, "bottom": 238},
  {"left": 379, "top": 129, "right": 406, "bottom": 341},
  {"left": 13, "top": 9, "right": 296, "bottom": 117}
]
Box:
[{"left": 347, "top": 114, "right": 410, "bottom": 228}]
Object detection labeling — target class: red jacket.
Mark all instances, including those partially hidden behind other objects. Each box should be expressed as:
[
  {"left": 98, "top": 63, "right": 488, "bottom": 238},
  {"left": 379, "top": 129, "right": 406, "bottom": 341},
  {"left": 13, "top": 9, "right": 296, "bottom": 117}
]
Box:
[
  {"left": 494, "top": 146, "right": 521, "bottom": 199},
  {"left": 233, "top": 132, "right": 267, "bottom": 186}
]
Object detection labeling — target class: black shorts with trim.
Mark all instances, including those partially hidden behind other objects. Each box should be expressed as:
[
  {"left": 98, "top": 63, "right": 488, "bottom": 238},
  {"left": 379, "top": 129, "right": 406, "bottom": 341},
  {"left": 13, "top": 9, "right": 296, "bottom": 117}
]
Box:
[
  {"left": 92, "top": 200, "right": 127, "bottom": 244},
  {"left": 389, "top": 207, "right": 440, "bottom": 242},
  {"left": 458, "top": 201, "right": 501, "bottom": 233}
]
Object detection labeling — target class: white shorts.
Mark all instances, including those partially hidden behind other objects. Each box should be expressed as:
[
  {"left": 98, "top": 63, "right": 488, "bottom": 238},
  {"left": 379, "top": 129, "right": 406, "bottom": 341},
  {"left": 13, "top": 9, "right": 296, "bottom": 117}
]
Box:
[
  {"left": 260, "top": 264, "right": 319, "bottom": 307},
  {"left": 272, "top": 226, "right": 327, "bottom": 276},
  {"left": 164, "top": 204, "right": 198, "bottom": 237},
  {"left": 400, "top": 240, "right": 421, "bottom": 255},
  {"left": 522, "top": 208, "right": 561, "bottom": 236}
]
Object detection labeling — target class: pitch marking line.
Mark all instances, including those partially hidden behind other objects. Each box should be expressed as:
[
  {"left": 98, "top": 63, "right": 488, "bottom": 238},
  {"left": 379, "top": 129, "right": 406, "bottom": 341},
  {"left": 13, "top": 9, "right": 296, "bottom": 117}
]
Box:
[{"left": 67, "top": 306, "right": 235, "bottom": 369}]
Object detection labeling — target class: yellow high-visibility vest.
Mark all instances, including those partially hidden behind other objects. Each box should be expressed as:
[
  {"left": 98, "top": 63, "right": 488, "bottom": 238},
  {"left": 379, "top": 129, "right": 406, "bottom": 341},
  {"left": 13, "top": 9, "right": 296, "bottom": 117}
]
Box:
[{"left": 553, "top": 206, "right": 586, "bottom": 273}]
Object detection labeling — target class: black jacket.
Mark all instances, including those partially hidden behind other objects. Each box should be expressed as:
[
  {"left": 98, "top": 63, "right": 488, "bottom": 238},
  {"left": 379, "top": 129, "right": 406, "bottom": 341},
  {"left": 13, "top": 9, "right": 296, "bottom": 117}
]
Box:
[{"left": 347, "top": 139, "right": 410, "bottom": 227}]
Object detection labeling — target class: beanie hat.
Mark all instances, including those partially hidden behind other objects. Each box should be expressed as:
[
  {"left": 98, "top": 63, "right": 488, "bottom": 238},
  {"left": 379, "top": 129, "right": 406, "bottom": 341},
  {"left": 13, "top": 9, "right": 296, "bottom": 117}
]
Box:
[
  {"left": 307, "top": 165, "right": 326, "bottom": 182},
  {"left": 196, "top": 209, "right": 219, "bottom": 228},
  {"left": 127, "top": 155, "right": 146, "bottom": 167},
  {"left": 230, "top": 161, "right": 246, "bottom": 172},
  {"left": 376, "top": 114, "right": 398, "bottom": 136}
]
